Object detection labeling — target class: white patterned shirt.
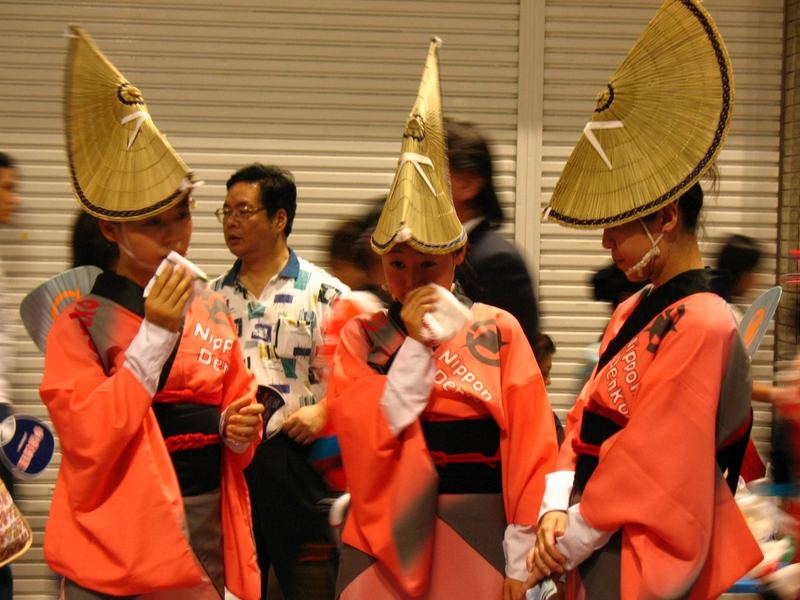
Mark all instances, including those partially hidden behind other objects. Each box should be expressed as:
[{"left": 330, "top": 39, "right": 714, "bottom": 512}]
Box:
[{"left": 211, "top": 250, "right": 348, "bottom": 437}]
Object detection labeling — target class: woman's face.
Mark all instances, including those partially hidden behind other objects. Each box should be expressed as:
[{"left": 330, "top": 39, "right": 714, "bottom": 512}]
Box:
[
  {"left": 449, "top": 169, "right": 484, "bottom": 222},
  {"left": 381, "top": 243, "right": 465, "bottom": 303},
  {"left": 601, "top": 218, "right": 657, "bottom": 283},
  {"left": 0, "top": 167, "right": 19, "bottom": 225},
  {"left": 102, "top": 198, "right": 193, "bottom": 286}
]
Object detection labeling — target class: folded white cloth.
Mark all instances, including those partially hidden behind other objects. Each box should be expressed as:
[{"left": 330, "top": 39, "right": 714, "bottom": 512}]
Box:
[
  {"left": 420, "top": 284, "right": 470, "bottom": 343},
  {"left": 143, "top": 251, "right": 208, "bottom": 314}
]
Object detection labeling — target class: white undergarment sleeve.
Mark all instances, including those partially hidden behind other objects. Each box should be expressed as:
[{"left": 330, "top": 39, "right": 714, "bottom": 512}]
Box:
[
  {"left": 538, "top": 470, "right": 575, "bottom": 521},
  {"left": 557, "top": 503, "right": 615, "bottom": 570},
  {"left": 380, "top": 337, "right": 434, "bottom": 435},
  {"left": 123, "top": 320, "right": 180, "bottom": 396},
  {"left": 504, "top": 523, "right": 536, "bottom": 581}
]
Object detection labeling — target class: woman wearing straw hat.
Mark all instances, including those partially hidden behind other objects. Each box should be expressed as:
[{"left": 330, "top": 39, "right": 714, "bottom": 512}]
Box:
[
  {"left": 38, "top": 28, "right": 263, "bottom": 599},
  {"left": 326, "top": 39, "right": 557, "bottom": 600},
  {"left": 525, "top": 1, "right": 762, "bottom": 598}
]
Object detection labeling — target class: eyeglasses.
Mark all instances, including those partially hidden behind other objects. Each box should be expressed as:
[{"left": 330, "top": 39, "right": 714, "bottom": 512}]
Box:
[{"left": 214, "top": 206, "right": 266, "bottom": 224}]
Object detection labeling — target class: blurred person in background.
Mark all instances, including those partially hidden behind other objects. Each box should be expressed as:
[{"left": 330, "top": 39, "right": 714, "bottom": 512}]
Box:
[
  {"left": 327, "top": 202, "right": 387, "bottom": 304},
  {"left": 591, "top": 262, "right": 646, "bottom": 313},
  {"left": 446, "top": 118, "right": 541, "bottom": 348},
  {"left": 532, "top": 333, "right": 556, "bottom": 388},
  {"left": 325, "top": 204, "right": 391, "bottom": 347},
  {"left": 314, "top": 208, "right": 392, "bottom": 496},
  {"left": 533, "top": 332, "right": 565, "bottom": 447},
  {"left": 712, "top": 234, "right": 768, "bottom": 482},
  {"left": 714, "top": 233, "right": 763, "bottom": 310},
  {"left": 766, "top": 251, "right": 800, "bottom": 521}
]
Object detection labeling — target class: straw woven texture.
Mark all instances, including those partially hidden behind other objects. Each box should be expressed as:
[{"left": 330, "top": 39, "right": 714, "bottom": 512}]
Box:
[
  {"left": 371, "top": 37, "right": 466, "bottom": 255},
  {"left": 64, "top": 26, "right": 194, "bottom": 221},
  {"left": 544, "top": 0, "right": 734, "bottom": 230}
]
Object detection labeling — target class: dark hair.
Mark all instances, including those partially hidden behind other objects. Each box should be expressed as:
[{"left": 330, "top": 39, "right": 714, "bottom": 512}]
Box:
[
  {"left": 328, "top": 200, "right": 383, "bottom": 270},
  {"left": 444, "top": 118, "right": 504, "bottom": 224},
  {"left": 642, "top": 181, "right": 704, "bottom": 233},
  {"left": 681, "top": 164, "right": 718, "bottom": 233},
  {"left": 226, "top": 163, "right": 297, "bottom": 236},
  {"left": 71, "top": 211, "right": 119, "bottom": 270},
  {"left": 0, "top": 152, "right": 15, "bottom": 170},
  {"left": 591, "top": 263, "right": 645, "bottom": 308},
  {"left": 677, "top": 182, "right": 704, "bottom": 233},
  {"left": 532, "top": 332, "right": 556, "bottom": 364},
  {"left": 715, "top": 234, "right": 762, "bottom": 301},
  {"left": 329, "top": 220, "right": 368, "bottom": 269}
]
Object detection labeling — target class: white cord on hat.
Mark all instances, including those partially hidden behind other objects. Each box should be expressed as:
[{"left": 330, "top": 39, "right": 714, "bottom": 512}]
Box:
[
  {"left": 625, "top": 220, "right": 663, "bottom": 278},
  {"left": 583, "top": 120, "right": 624, "bottom": 170},
  {"left": 121, "top": 110, "right": 151, "bottom": 150},
  {"left": 118, "top": 225, "right": 161, "bottom": 271},
  {"left": 398, "top": 152, "right": 436, "bottom": 196}
]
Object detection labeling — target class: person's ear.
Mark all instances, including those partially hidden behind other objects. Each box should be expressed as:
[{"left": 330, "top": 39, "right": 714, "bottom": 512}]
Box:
[
  {"left": 272, "top": 208, "right": 288, "bottom": 233},
  {"left": 98, "top": 219, "right": 120, "bottom": 244},
  {"left": 659, "top": 203, "right": 679, "bottom": 235},
  {"left": 453, "top": 245, "right": 467, "bottom": 267}
]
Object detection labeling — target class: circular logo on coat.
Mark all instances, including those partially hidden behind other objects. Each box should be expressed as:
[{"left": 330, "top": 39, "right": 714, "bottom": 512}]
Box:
[{"left": 464, "top": 320, "right": 506, "bottom": 367}]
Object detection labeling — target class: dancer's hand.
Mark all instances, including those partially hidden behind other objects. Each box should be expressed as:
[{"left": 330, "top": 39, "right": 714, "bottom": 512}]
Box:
[
  {"left": 283, "top": 402, "right": 327, "bottom": 444},
  {"left": 400, "top": 285, "right": 438, "bottom": 344},
  {"left": 527, "top": 511, "right": 568, "bottom": 582},
  {"left": 503, "top": 577, "right": 528, "bottom": 600},
  {"left": 144, "top": 263, "right": 193, "bottom": 332},
  {"left": 224, "top": 396, "right": 265, "bottom": 444}
]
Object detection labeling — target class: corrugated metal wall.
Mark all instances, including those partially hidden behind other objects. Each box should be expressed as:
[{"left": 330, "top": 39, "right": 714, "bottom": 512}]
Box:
[
  {"left": 779, "top": 0, "right": 800, "bottom": 361},
  {"left": 0, "top": 0, "right": 785, "bottom": 597}
]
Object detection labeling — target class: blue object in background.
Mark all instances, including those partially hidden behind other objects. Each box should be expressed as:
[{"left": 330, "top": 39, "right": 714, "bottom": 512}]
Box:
[{"left": 0, "top": 415, "right": 55, "bottom": 477}]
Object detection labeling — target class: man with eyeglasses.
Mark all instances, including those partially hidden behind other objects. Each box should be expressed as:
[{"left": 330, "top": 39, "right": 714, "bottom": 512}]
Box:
[{"left": 211, "top": 163, "right": 348, "bottom": 600}]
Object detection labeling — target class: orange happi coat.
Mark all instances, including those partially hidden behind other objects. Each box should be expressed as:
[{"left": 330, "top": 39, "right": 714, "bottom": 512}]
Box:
[
  {"left": 328, "top": 301, "right": 557, "bottom": 597},
  {"left": 39, "top": 280, "right": 260, "bottom": 599},
  {"left": 560, "top": 283, "right": 761, "bottom": 599}
]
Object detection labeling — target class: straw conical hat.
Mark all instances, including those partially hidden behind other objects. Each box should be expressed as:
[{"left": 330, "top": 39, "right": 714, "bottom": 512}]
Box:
[
  {"left": 371, "top": 37, "right": 466, "bottom": 255},
  {"left": 544, "top": 0, "right": 734, "bottom": 230},
  {"left": 64, "top": 26, "right": 196, "bottom": 221}
]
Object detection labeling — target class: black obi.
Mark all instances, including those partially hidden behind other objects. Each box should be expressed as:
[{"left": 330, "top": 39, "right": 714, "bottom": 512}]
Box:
[
  {"left": 152, "top": 402, "right": 222, "bottom": 496},
  {"left": 573, "top": 407, "right": 752, "bottom": 498},
  {"left": 421, "top": 418, "right": 502, "bottom": 494}
]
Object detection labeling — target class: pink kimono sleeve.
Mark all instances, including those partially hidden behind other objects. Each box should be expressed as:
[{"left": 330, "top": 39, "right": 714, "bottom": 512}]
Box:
[
  {"left": 496, "top": 311, "right": 558, "bottom": 526},
  {"left": 220, "top": 310, "right": 259, "bottom": 470},
  {"left": 39, "top": 309, "right": 159, "bottom": 506},
  {"left": 327, "top": 317, "right": 439, "bottom": 597}
]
